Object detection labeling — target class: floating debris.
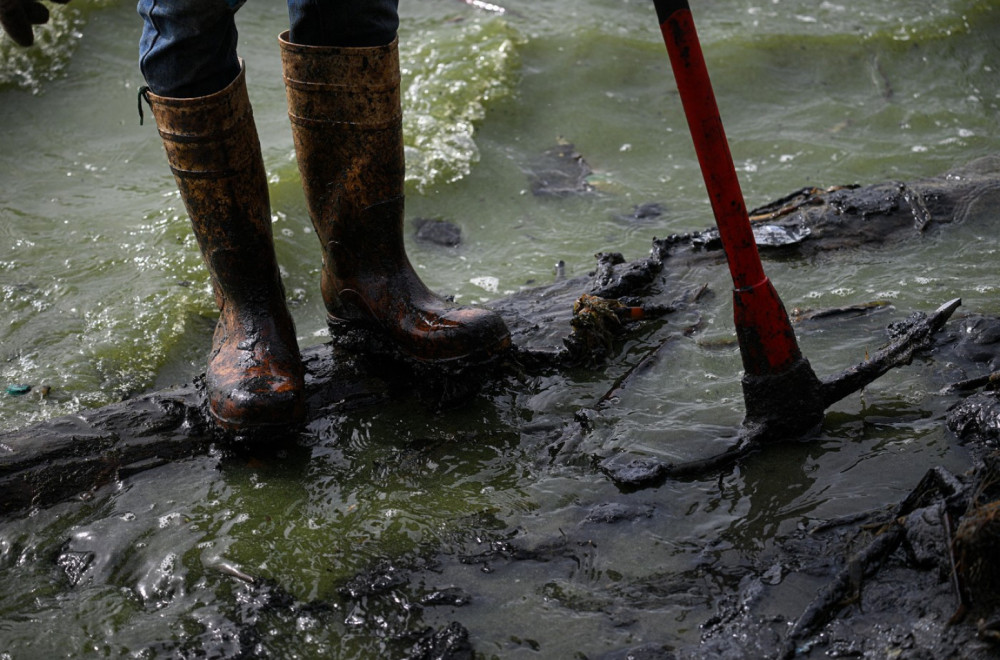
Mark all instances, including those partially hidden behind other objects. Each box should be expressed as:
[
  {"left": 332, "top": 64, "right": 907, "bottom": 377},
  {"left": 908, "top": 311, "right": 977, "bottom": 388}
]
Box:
[
  {"left": 413, "top": 217, "right": 462, "bottom": 247},
  {"left": 528, "top": 141, "right": 596, "bottom": 197},
  {"left": 614, "top": 202, "right": 666, "bottom": 225},
  {"left": 751, "top": 222, "right": 811, "bottom": 247},
  {"left": 6, "top": 384, "right": 31, "bottom": 396}
]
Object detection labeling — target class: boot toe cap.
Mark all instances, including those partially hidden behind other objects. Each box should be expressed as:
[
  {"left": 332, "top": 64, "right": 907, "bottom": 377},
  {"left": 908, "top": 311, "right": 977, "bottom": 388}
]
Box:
[
  {"left": 209, "top": 375, "right": 306, "bottom": 430},
  {"left": 406, "top": 307, "right": 511, "bottom": 363}
]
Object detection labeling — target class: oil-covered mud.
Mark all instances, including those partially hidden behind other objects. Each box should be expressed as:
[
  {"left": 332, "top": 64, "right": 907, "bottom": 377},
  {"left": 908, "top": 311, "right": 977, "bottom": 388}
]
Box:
[{"left": 5, "top": 156, "right": 1000, "bottom": 658}]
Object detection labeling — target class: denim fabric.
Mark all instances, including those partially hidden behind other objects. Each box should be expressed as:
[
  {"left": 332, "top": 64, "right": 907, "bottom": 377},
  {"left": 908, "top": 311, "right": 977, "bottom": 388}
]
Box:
[
  {"left": 137, "top": 0, "right": 240, "bottom": 98},
  {"left": 287, "top": 0, "right": 399, "bottom": 48},
  {"left": 137, "top": 0, "right": 400, "bottom": 98}
]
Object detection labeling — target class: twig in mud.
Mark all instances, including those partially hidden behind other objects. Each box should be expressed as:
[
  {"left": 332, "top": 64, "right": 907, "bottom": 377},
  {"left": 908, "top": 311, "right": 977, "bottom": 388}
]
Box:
[
  {"left": 807, "top": 508, "right": 890, "bottom": 535},
  {"left": 818, "top": 298, "right": 961, "bottom": 409},
  {"left": 897, "top": 465, "right": 967, "bottom": 513},
  {"left": 781, "top": 465, "right": 969, "bottom": 658},
  {"left": 945, "top": 370, "right": 1000, "bottom": 393},
  {"left": 943, "top": 509, "right": 967, "bottom": 625},
  {"left": 596, "top": 334, "right": 676, "bottom": 408},
  {"left": 780, "top": 524, "right": 906, "bottom": 659},
  {"left": 747, "top": 185, "right": 855, "bottom": 223},
  {"left": 602, "top": 300, "right": 960, "bottom": 491},
  {"left": 656, "top": 435, "right": 758, "bottom": 479}
]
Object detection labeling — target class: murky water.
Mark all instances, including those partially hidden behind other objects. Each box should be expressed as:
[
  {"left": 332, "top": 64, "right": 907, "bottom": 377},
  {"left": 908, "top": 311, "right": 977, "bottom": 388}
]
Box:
[{"left": 1, "top": 0, "right": 999, "bottom": 657}]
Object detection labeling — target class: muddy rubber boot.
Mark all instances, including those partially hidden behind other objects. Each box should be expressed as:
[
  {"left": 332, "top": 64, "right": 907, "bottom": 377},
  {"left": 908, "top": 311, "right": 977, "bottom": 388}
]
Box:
[
  {"left": 278, "top": 33, "right": 511, "bottom": 364},
  {"left": 144, "top": 65, "right": 305, "bottom": 431}
]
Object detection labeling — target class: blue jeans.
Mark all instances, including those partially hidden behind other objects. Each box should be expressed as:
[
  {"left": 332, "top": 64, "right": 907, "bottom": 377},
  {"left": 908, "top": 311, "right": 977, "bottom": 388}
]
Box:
[{"left": 138, "top": 0, "right": 400, "bottom": 98}]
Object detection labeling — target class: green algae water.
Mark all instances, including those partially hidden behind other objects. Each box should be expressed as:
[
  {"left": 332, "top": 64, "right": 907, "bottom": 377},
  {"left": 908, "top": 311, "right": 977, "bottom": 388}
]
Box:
[{"left": 1, "top": 0, "right": 1000, "bottom": 657}]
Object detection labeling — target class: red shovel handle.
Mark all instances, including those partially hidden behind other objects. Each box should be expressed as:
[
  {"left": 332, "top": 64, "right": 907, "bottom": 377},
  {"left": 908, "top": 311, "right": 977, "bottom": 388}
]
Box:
[
  {"left": 655, "top": 0, "right": 763, "bottom": 289},
  {"left": 654, "top": 0, "right": 802, "bottom": 374}
]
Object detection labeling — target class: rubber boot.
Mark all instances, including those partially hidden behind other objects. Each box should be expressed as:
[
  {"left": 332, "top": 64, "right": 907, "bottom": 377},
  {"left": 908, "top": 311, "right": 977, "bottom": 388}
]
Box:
[
  {"left": 144, "top": 64, "right": 305, "bottom": 431},
  {"left": 278, "top": 33, "right": 511, "bottom": 363}
]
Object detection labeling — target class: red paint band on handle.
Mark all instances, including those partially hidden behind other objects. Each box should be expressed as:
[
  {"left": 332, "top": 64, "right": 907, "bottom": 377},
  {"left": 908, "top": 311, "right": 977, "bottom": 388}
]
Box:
[
  {"left": 657, "top": 5, "right": 764, "bottom": 290},
  {"left": 733, "top": 278, "right": 800, "bottom": 375}
]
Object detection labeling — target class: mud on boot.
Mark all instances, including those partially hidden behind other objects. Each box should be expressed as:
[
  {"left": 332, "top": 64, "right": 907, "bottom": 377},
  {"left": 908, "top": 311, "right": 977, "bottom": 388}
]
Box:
[
  {"left": 144, "top": 64, "right": 305, "bottom": 432},
  {"left": 279, "top": 32, "right": 510, "bottom": 367}
]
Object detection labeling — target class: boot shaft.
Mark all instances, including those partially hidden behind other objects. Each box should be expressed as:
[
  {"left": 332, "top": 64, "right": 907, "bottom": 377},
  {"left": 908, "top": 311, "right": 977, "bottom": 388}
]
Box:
[
  {"left": 144, "top": 65, "right": 282, "bottom": 308},
  {"left": 279, "top": 32, "right": 401, "bottom": 125},
  {"left": 145, "top": 66, "right": 305, "bottom": 429},
  {"left": 279, "top": 33, "right": 512, "bottom": 363},
  {"left": 145, "top": 67, "right": 261, "bottom": 177},
  {"left": 279, "top": 33, "right": 405, "bottom": 226}
]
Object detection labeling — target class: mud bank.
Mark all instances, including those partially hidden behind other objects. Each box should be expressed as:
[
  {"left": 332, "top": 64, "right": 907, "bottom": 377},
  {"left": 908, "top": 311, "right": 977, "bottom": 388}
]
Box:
[
  {"left": 4, "top": 156, "right": 1000, "bottom": 657},
  {"left": 6, "top": 154, "right": 999, "bottom": 512}
]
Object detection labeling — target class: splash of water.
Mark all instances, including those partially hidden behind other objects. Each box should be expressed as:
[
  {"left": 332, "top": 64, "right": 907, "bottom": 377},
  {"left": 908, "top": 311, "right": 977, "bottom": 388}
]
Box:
[{"left": 401, "top": 17, "right": 521, "bottom": 192}]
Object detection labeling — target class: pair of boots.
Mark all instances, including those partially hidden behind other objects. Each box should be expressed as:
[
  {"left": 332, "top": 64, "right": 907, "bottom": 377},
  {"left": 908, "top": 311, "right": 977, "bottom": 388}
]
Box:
[{"left": 144, "top": 34, "right": 510, "bottom": 431}]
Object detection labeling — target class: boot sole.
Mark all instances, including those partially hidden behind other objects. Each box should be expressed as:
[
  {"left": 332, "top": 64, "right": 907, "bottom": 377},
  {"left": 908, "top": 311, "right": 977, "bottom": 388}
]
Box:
[{"left": 325, "top": 313, "right": 512, "bottom": 367}]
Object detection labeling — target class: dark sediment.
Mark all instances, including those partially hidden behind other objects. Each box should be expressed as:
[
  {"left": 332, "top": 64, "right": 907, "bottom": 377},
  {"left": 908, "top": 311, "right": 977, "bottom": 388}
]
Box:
[
  {"left": 5, "top": 155, "right": 1000, "bottom": 512},
  {"left": 4, "top": 155, "right": 1000, "bottom": 657}
]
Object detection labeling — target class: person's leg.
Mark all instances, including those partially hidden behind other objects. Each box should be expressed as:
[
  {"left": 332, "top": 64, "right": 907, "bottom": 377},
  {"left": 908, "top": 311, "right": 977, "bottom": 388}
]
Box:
[
  {"left": 287, "top": 0, "right": 398, "bottom": 47},
  {"left": 140, "top": 1, "right": 305, "bottom": 430},
  {"left": 280, "top": 2, "right": 511, "bottom": 363},
  {"left": 138, "top": 0, "right": 242, "bottom": 97}
]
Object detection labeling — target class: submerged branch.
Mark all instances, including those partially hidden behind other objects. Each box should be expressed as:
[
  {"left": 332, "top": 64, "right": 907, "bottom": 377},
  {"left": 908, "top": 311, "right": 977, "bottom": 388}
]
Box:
[
  {"left": 2, "top": 152, "right": 996, "bottom": 515},
  {"left": 819, "top": 298, "right": 961, "bottom": 407},
  {"left": 604, "top": 299, "right": 961, "bottom": 490},
  {"left": 781, "top": 465, "right": 972, "bottom": 658}
]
